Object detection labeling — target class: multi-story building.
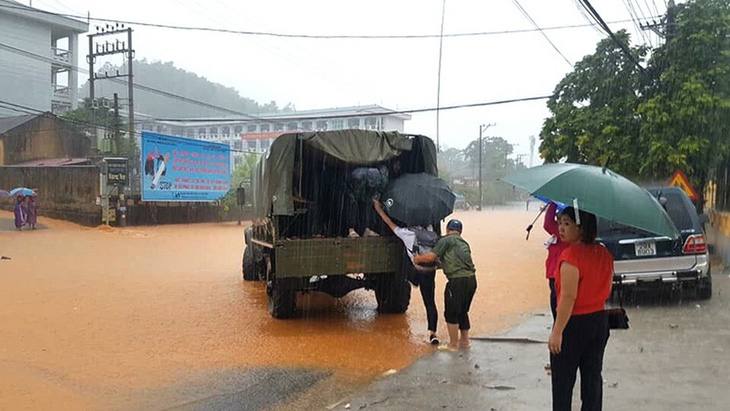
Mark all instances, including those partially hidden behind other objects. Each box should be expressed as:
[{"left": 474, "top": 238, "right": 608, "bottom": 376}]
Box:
[
  {"left": 0, "top": 0, "right": 87, "bottom": 116},
  {"left": 140, "top": 105, "right": 412, "bottom": 166}
]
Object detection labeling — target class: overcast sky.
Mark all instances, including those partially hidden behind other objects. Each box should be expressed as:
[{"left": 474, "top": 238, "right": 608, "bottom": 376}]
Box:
[{"left": 25, "top": 0, "right": 670, "bottom": 159}]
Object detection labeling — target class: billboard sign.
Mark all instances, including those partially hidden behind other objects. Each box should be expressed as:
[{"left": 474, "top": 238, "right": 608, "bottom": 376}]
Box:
[{"left": 141, "top": 132, "right": 230, "bottom": 202}]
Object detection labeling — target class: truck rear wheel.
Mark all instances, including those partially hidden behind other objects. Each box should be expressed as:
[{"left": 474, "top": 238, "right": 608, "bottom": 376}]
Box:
[
  {"left": 374, "top": 273, "right": 411, "bottom": 314},
  {"left": 268, "top": 279, "right": 297, "bottom": 319},
  {"left": 242, "top": 247, "right": 258, "bottom": 281}
]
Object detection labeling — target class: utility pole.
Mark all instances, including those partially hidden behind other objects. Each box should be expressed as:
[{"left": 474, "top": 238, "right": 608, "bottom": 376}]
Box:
[
  {"left": 529, "top": 135, "right": 536, "bottom": 167},
  {"left": 640, "top": 0, "right": 676, "bottom": 42},
  {"left": 478, "top": 123, "right": 495, "bottom": 211},
  {"left": 113, "top": 93, "right": 120, "bottom": 154},
  {"left": 126, "top": 27, "right": 135, "bottom": 155},
  {"left": 87, "top": 24, "right": 134, "bottom": 155}
]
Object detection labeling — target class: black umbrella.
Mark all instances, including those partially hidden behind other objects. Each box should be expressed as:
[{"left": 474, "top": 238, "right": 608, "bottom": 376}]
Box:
[{"left": 381, "top": 173, "right": 456, "bottom": 226}]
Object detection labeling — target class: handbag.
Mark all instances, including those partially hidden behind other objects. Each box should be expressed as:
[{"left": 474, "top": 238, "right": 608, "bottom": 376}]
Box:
[{"left": 607, "top": 277, "right": 630, "bottom": 330}]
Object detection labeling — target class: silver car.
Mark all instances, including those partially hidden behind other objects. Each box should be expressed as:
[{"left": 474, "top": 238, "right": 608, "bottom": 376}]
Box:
[{"left": 597, "top": 187, "right": 711, "bottom": 299}]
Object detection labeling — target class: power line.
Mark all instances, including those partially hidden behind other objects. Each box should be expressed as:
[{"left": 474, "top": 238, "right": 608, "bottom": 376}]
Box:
[
  {"left": 0, "top": 3, "right": 652, "bottom": 40},
  {"left": 512, "top": 0, "right": 572, "bottom": 67},
  {"left": 0, "top": 98, "right": 263, "bottom": 156},
  {"left": 155, "top": 95, "right": 552, "bottom": 123},
  {"left": 0, "top": 40, "right": 265, "bottom": 121},
  {"left": 578, "top": 0, "right": 647, "bottom": 74}
]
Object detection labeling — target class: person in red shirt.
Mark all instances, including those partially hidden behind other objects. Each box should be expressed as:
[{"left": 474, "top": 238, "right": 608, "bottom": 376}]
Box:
[
  {"left": 548, "top": 206, "right": 613, "bottom": 411},
  {"left": 543, "top": 201, "right": 569, "bottom": 319}
]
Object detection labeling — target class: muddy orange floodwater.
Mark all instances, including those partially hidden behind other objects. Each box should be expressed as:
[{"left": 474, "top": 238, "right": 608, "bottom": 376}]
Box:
[{"left": 0, "top": 206, "right": 549, "bottom": 409}]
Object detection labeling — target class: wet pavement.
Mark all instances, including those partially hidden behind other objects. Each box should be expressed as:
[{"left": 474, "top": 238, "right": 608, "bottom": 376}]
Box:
[
  {"left": 341, "top": 259, "right": 730, "bottom": 410},
  {"left": 0, "top": 207, "right": 550, "bottom": 409}
]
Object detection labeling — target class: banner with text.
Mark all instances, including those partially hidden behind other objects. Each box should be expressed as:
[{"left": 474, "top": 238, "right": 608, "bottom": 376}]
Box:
[{"left": 141, "top": 132, "right": 230, "bottom": 202}]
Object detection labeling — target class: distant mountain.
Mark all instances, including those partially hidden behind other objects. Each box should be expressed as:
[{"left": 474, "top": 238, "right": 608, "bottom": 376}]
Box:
[{"left": 78, "top": 59, "right": 290, "bottom": 118}]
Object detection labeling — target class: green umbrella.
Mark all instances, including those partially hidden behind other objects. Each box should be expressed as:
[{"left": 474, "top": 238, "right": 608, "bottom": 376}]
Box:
[{"left": 502, "top": 163, "right": 680, "bottom": 238}]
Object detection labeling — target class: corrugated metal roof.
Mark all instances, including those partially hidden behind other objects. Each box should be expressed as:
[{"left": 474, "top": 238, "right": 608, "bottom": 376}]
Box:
[
  {"left": 0, "top": 114, "right": 36, "bottom": 134},
  {"left": 11, "top": 158, "right": 91, "bottom": 167}
]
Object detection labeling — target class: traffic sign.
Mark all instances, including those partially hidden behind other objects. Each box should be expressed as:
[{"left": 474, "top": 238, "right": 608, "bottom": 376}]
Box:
[{"left": 669, "top": 169, "right": 699, "bottom": 201}]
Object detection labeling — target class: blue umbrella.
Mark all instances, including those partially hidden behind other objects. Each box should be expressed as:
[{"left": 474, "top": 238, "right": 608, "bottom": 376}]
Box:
[
  {"left": 532, "top": 195, "right": 566, "bottom": 212},
  {"left": 10, "top": 187, "right": 35, "bottom": 196}
]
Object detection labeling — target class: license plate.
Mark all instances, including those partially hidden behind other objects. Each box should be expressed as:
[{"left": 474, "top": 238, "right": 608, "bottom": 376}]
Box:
[{"left": 635, "top": 241, "right": 656, "bottom": 256}]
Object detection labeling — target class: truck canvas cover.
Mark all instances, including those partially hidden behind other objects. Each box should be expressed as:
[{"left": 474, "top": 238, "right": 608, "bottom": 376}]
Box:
[{"left": 250, "top": 130, "right": 438, "bottom": 218}]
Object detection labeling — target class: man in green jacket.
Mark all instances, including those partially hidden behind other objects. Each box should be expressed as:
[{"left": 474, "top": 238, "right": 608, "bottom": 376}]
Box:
[{"left": 414, "top": 219, "right": 477, "bottom": 350}]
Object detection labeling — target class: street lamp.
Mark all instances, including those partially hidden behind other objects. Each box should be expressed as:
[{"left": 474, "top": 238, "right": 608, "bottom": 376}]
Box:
[{"left": 478, "top": 123, "right": 495, "bottom": 211}]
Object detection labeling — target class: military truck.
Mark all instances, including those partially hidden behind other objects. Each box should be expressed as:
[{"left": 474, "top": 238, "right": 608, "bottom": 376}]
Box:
[{"left": 241, "top": 130, "right": 440, "bottom": 319}]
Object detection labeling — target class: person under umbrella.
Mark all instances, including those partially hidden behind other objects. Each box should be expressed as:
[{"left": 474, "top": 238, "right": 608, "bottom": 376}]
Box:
[
  {"left": 549, "top": 206, "right": 613, "bottom": 411},
  {"left": 372, "top": 198, "right": 440, "bottom": 345},
  {"left": 27, "top": 194, "right": 38, "bottom": 230},
  {"left": 14, "top": 195, "right": 26, "bottom": 231}
]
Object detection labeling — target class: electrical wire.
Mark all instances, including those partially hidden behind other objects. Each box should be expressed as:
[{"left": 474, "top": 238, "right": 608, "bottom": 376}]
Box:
[
  {"left": 155, "top": 95, "right": 552, "bottom": 123},
  {"left": 512, "top": 0, "right": 572, "bottom": 67},
  {"left": 0, "top": 3, "right": 649, "bottom": 40},
  {"left": 578, "top": 0, "right": 647, "bottom": 74}
]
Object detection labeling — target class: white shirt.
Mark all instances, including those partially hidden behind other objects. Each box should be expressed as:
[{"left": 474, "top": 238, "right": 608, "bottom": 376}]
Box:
[{"left": 394, "top": 227, "right": 417, "bottom": 262}]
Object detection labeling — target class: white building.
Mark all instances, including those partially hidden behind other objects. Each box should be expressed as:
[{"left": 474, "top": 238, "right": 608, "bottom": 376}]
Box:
[
  {"left": 0, "top": 0, "right": 88, "bottom": 116},
  {"left": 139, "top": 105, "right": 412, "bottom": 166}
]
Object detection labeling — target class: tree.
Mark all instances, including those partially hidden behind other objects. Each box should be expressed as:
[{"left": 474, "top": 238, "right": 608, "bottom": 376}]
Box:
[
  {"left": 220, "top": 153, "right": 261, "bottom": 211},
  {"left": 539, "top": 30, "right": 648, "bottom": 177},
  {"left": 638, "top": 0, "right": 730, "bottom": 210},
  {"left": 62, "top": 97, "right": 130, "bottom": 156},
  {"left": 463, "top": 136, "right": 523, "bottom": 205}
]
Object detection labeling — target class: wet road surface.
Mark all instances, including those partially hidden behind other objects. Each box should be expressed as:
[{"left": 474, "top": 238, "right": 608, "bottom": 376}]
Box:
[{"left": 0, "top": 206, "right": 550, "bottom": 409}]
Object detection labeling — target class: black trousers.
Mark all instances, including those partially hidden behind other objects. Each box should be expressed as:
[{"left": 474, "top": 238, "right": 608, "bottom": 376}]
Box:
[
  {"left": 550, "top": 310, "right": 610, "bottom": 411},
  {"left": 418, "top": 270, "right": 438, "bottom": 332},
  {"left": 549, "top": 278, "right": 557, "bottom": 320},
  {"left": 444, "top": 276, "right": 477, "bottom": 329}
]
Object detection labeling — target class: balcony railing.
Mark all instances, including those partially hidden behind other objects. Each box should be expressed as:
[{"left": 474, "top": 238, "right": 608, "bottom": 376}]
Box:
[
  {"left": 51, "top": 47, "right": 71, "bottom": 65},
  {"left": 52, "top": 84, "right": 71, "bottom": 102}
]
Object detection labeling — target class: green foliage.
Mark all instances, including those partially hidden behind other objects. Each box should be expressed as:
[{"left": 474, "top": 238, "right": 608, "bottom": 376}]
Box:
[
  {"left": 438, "top": 138, "right": 525, "bottom": 207},
  {"left": 61, "top": 97, "right": 133, "bottom": 156},
  {"left": 540, "top": 0, "right": 730, "bottom": 210},
  {"left": 220, "top": 154, "right": 260, "bottom": 210},
  {"left": 539, "top": 30, "right": 648, "bottom": 178}
]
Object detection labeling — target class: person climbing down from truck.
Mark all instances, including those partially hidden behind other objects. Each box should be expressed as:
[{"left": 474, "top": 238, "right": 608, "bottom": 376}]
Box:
[
  {"left": 373, "top": 198, "right": 440, "bottom": 345},
  {"left": 346, "top": 166, "right": 388, "bottom": 237}
]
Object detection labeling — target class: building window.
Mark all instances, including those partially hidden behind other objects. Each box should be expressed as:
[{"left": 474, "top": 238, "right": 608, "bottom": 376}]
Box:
[
  {"left": 247, "top": 140, "right": 256, "bottom": 151},
  {"left": 365, "top": 117, "right": 379, "bottom": 130},
  {"left": 247, "top": 125, "right": 257, "bottom": 133},
  {"left": 260, "top": 124, "right": 270, "bottom": 132},
  {"left": 348, "top": 118, "right": 360, "bottom": 129},
  {"left": 222, "top": 126, "right": 230, "bottom": 135},
  {"left": 198, "top": 128, "right": 206, "bottom": 136},
  {"left": 302, "top": 121, "right": 312, "bottom": 131},
  {"left": 330, "top": 119, "right": 344, "bottom": 130},
  {"left": 316, "top": 121, "right": 328, "bottom": 131},
  {"left": 156, "top": 125, "right": 163, "bottom": 133},
  {"left": 286, "top": 122, "right": 298, "bottom": 131},
  {"left": 274, "top": 123, "right": 284, "bottom": 131},
  {"left": 234, "top": 125, "right": 243, "bottom": 134}
]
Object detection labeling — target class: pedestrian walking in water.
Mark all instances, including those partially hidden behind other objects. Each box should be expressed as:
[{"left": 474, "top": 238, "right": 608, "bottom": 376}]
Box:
[
  {"left": 373, "top": 198, "right": 440, "bottom": 345},
  {"left": 27, "top": 195, "right": 38, "bottom": 230},
  {"left": 414, "top": 219, "right": 477, "bottom": 351},
  {"left": 14, "top": 195, "right": 26, "bottom": 230},
  {"left": 549, "top": 206, "right": 613, "bottom": 411}
]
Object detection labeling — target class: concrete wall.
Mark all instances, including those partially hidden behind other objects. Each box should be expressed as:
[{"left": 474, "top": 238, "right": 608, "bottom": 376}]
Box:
[
  {"left": 0, "top": 12, "right": 52, "bottom": 116},
  {"left": 0, "top": 166, "right": 101, "bottom": 226}
]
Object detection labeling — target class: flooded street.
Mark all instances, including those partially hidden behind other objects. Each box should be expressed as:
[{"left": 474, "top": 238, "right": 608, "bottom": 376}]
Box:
[{"left": 0, "top": 206, "right": 549, "bottom": 409}]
